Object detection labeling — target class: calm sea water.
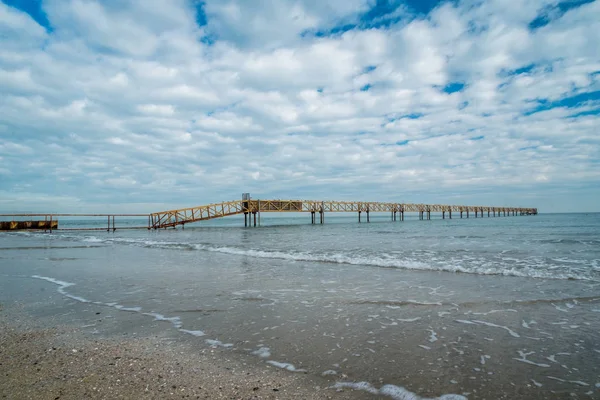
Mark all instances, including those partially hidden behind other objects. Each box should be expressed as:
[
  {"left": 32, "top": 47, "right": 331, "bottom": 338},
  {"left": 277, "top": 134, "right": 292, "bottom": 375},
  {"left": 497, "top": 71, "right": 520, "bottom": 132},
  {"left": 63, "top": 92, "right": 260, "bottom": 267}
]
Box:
[{"left": 1, "top": 213, "right": 599, "bottom": 399}]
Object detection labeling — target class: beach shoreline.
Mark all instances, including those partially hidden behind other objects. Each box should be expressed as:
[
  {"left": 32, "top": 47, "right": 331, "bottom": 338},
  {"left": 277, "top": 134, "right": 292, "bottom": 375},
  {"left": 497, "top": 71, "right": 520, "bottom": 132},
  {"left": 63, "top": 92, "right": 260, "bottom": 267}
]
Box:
[{"left": 0, "top": 301, "right": 368, "bottom": 400}]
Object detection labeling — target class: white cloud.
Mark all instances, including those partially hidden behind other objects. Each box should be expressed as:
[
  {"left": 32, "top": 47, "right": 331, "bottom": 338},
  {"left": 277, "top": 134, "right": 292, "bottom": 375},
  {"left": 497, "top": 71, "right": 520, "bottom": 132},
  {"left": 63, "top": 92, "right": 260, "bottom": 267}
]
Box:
[{"left": 0, "top": 0, "right": 598, "bottom": 213}]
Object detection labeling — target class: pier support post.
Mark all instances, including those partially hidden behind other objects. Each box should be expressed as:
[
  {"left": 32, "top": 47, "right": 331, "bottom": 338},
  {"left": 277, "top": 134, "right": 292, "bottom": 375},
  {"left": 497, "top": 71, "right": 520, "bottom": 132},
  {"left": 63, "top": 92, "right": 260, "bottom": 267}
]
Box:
[
  {"left": 449, "top": 210, "right": 452, "bottom": 219},
  {"left": 112, "top": 215, "right": 116, "bottom": 231},
  {"left": 358, "top": 211, "right": 361, "bottom": 223},
  {"left": 244, "top": 212, "right": 248, "bottom": 227},
  {"left": 442, "top": 211, "right": 445, "bottom": 219},
  {"left": 367, "top": 209, "right": 370, "bottom": 223},
  {"left": 107, "top": 215, "right": 110, "bottom": 232},
  {"left": 253, "top": 212, "right": 257, "bottom": 227},
  {"left": 460, "top": 211, "right": 463, "bottom": 219},
  {"left": 427, "top": 210, "right": 431, "bottom": 220},
  {"left": 320, "top": 210, "right": 324, "bottom": 224},
  {"left": 475, "top": 210, "right": 478, "bottom": 218},
  {"left": 467, "top": 210, "right": 469, "bottom": 218}
]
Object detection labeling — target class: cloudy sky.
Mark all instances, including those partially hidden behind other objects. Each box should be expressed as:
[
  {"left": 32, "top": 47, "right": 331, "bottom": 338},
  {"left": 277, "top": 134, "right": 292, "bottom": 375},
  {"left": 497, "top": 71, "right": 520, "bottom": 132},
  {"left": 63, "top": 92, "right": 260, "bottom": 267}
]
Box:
[{"left": 0, "top": 0, "right": 598, "bottom": 213}]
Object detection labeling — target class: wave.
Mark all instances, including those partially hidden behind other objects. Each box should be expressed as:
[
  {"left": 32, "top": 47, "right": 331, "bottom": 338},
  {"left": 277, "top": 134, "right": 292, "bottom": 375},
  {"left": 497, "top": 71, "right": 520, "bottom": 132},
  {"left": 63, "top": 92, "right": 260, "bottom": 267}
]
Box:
[{"left": 50, "top": 234, "right": 599, "bottom": 282}]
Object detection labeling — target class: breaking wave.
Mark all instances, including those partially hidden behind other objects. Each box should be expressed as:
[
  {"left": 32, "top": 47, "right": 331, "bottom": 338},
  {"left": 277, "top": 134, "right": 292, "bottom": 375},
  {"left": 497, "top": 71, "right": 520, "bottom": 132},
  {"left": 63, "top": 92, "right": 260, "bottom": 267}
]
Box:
[{"left": 49, "top": 234, "right": 600, "bottom": 282}]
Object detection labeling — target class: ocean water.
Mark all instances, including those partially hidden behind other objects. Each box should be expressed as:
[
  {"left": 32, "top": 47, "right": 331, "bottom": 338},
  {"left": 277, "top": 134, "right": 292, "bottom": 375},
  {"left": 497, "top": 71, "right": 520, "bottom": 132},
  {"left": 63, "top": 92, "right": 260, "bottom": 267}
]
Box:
[{"left": 1, "top": 212, "right": 600, "bottom": 399}]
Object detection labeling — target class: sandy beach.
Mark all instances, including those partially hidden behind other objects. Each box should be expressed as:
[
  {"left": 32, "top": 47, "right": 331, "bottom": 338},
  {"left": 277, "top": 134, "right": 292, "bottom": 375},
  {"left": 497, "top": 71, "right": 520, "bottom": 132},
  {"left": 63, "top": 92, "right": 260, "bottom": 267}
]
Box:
[{"left": 0, "top": 302, "right": 367, "bottom": 400}]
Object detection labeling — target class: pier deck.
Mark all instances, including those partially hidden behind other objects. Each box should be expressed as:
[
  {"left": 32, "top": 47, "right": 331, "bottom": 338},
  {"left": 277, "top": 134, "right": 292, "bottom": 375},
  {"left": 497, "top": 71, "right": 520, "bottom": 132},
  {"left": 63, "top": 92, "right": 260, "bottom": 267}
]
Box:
[
  {"left": 0, "top": 199, "right": 537, "bottom": 231},
  {"left": 148, "top": 199, "right": 537, "bottom": 230}
]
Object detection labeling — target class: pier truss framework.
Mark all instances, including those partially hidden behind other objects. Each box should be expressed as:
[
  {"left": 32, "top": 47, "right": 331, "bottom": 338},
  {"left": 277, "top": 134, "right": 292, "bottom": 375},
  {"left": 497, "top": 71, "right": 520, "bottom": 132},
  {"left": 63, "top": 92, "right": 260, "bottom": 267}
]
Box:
[{"left": 148, "top": 199, "right": 537, "bottom": 229}]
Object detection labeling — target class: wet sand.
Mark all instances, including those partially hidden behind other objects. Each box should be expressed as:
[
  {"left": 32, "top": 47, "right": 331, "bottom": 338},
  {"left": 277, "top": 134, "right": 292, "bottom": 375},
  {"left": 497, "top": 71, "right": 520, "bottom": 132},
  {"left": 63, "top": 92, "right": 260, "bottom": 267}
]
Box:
[{"left": 0, "top": 303, "right": 367, "bottom": 400}]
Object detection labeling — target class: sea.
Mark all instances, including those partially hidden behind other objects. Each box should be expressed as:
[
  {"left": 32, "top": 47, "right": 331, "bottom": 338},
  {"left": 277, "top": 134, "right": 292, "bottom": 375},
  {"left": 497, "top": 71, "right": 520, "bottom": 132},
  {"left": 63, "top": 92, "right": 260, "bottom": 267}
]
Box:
[{"left": 1, "top": 212, "right": 599, "bottom": 399}]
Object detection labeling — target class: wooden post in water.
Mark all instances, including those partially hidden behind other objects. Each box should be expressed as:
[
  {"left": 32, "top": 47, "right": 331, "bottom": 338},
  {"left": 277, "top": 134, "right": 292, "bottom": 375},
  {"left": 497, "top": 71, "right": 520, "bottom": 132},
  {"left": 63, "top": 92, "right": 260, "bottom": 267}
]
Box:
[{"left": 367, "top": 209, "right": 370, "bottom": 223}]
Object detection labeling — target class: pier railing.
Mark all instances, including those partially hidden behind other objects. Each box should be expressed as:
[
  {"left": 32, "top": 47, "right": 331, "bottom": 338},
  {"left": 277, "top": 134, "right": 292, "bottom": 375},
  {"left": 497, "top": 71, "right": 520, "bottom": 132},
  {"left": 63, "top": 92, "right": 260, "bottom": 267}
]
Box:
[{"left": 148, "top": 200, "right": 537, "bottom": 229}]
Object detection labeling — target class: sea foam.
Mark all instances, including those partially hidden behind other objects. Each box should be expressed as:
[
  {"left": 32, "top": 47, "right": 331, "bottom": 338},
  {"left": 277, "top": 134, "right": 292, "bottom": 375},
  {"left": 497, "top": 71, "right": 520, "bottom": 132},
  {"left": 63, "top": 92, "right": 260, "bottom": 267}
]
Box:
[{"left": 333, "top": 381, "right": 467, "bottom": 400}]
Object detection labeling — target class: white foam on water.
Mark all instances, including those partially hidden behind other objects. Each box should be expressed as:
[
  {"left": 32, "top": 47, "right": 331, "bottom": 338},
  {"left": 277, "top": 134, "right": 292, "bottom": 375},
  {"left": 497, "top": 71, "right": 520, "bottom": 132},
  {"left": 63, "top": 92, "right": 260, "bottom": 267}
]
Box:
[
  {"left": 418, "top": 345, "right": 431, "bottom": 350},
  {"left": 54, "top": 234, "right": 599, "bottom": 281},
  {"left": 205, "top": 339, "right": 233, "bottom": 348},
  {"left": 114, "top": 305, "right": 142, "bottom": 312},
  {"left": 471, "top": 320, "right": 520, "bottom": 338},
  {"left": 399, "top": 318, "right": 422, "bottom": 322},
  {"left": 427, "top": 329, "right": 438, "bottom": 343},
  {"left": 513, "top": 351, "right": 550, "bottom": 368},
  {"left": 251, "top": 347, "right": 271, "bottom": 358},
  {"left": 32, "top": 275, "right": 74, "bottom": 288},
  {"left": 455, "top": 319, "right": 520, "bottom": 337},
  {"left": 551, "top": 303, "right": 570, "bottom": 312},
  {"left": 471, "top": 309, "right": 517, "bottom": 316},
  {"left": 522, "top": 320, "right": 537, "bottom": 329},
  {"left": 30, "top": 276, "right": 229, "bottom": 348},
  {"left": 333, "top": 382, "right": 467, "bottom": 400},
  {"left": 143, "top": 312, "right": 183, "bottom": 329},
  {"left": 480, "top": 355, "right": 490, "bottom": 365},
  {"left": 266, "top": 360, "right": 306, "bottom": 372},
  {"left": 32, "top": 275, "right": 90, "bottom": 303},
  {"left": 570, "top": 380, "right": 589, "bottom": 386},
  {"left": 531, "top": 379, "right": 543, "bottom": 387},
  {"left": 322, "top": 370, "right": 338, "bottom": 376},
  {"left": 455, "top": 320, "right": 477, "bottom": 325},
  {"left": 179, "top": 329, "right": 205, "bottom": 337}
]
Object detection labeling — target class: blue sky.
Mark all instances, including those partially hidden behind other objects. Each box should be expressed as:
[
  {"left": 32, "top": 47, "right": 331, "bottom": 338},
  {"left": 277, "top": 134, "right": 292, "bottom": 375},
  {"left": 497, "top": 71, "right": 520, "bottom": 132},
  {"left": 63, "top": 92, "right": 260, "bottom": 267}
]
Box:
[{"left": 0, "top": 0, "right": 599, "bottom": 213}]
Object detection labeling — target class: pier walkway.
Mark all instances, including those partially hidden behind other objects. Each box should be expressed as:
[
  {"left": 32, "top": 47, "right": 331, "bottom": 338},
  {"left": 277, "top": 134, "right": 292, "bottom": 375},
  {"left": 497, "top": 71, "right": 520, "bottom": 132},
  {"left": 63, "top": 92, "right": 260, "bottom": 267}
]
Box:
[
  {"left": 149, "top": 199, "right": 537, "bottom": 229},
  {"left": 0, "top": 197, "right": 537, "bottom": 231}
]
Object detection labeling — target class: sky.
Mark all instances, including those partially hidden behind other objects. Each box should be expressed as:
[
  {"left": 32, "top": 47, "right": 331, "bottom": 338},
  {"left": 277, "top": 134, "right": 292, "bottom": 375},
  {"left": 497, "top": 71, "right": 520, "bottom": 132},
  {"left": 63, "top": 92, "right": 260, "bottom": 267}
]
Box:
[{"left": 0, "top": 0, "right": 599, "bottom": 213}]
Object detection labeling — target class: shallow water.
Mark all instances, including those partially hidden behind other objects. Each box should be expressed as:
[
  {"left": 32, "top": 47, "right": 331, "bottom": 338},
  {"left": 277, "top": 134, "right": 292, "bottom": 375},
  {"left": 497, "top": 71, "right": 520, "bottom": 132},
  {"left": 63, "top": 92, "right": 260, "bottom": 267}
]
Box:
[{"left": 1, "top": 213, "right": 599, "bottom": 399}]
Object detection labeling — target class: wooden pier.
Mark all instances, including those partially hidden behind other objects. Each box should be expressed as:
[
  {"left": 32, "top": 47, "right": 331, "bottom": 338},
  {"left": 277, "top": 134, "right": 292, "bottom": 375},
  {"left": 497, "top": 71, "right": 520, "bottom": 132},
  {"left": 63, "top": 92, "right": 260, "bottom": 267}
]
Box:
[
  {"left": 148, "top": 197, "right": 537, "bottom": 230},
  {"left": 0, "top": 197, "right": 537, "bottom": 231}
]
